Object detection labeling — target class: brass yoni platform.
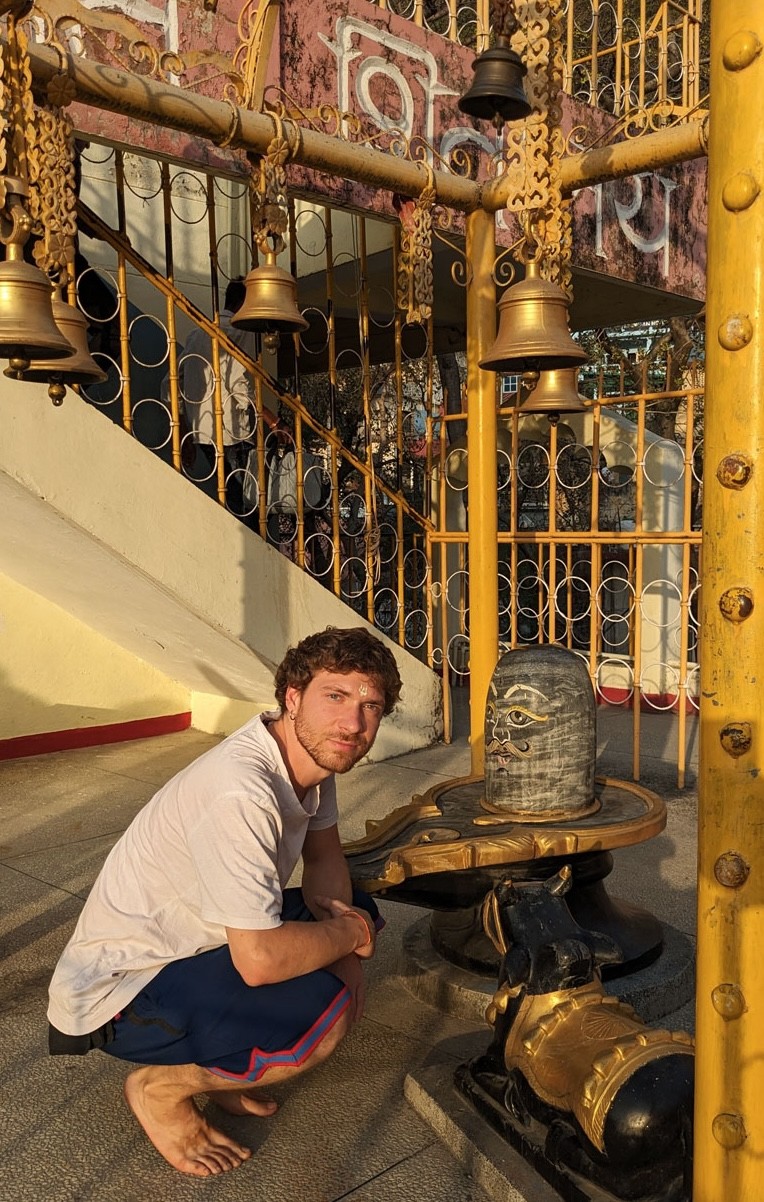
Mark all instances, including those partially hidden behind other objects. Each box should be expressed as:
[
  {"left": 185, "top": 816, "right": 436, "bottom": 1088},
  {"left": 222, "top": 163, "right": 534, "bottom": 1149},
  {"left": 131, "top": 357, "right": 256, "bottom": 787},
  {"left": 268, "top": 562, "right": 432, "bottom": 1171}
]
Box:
[{"left": 344, "top": 772, "right": 665, "bottom": 895}]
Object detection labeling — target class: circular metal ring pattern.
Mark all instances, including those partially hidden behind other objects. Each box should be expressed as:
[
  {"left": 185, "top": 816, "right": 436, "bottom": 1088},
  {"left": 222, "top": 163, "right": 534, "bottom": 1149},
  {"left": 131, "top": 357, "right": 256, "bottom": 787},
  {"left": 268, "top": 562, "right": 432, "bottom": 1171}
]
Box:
[
  {"left": 555, "top": 574, "right": 593, "bottom": 621},
  {"left": 340, "top": 556, "right": 369, "bottom": 600},
  {"left": 403, "top": 607, "right": 430, "bottom": 650},
  {"left": 298, "top": 307, "right": 331, "bottom": 354},
  {"left": 596, "top": 657, "right": 635, "bottom": 704},
  {"left": 642, "top": 439, "right": 685, "bottom": 488},
  {"left": 131, "top": 397, "right": 173, "bottom": 451},
  {"left": 222, "top": 467, "right": 258, "bottom": 519},
  {"left": 213, "top": 175, "right": 249, "bottom": 203},
  {"left": 600, "top": 612, "right": 632, "bottom": 649},
  {"left": 640, "top": 661, "right": 680, "bottom": 711},
  {"left": 180, "top": 435, "right": 217, "bottom": 483},
  {"left": 304, "top": 533, "right": 335, "bottom": 579},
  {"left": 400, "top": 322, "right": 429, "bottom": 361},
  {"left": 76, "top": 266, "right": 120, "bottom": 326},
  {"left": 374, "top": 587, "right": 400, "bottom": 631},
  {"left": 599, "top": 440, "right": 637, "bottom": 488},
  {"left": 294, "top": 207, "right": 329, "bottom": 257},
  {"left": 128, "top": 313, "right": 170, "bottom": 369},
  {"left": 178, "top": 352, "right": 215, "bottom": 406},
  {"left": 556, "top": 443, "right": 593, "bottom": 489},
  {"left": 685, "top": 664, "right": 700, "bottom": 711},
  {"left": 81, "top": 355, "right": 122, "bottom": 406},
  {"left": 377, "top": 522, "right": 399, "bottom": 564},
  {"left": 517, "top": 443, "right": 551, "bottom": 489},
  {"left": 446, "top": 568, "right": 469, "bottom": 612},
  {"left": 640, "top": 578, "right": 683, "bottom": 627},
  {"left": 216, "top": 231, "right": 254, "bottom": 276},
  {"left": 445, "top": 446, "right": 468, "bottom": 491},
  {"left": 332, "top": 252, "right": 364, "bottom": 299},
  {"left": 123, "top": 152, "right": 163, "bottom": 200},
  {"left": 339, "top": 493, "right": 367, "bottom": 538},
  {"left": 446, "top": 633, "right": 470, "bottom": 674},
  {"left": 404, "top": 547, "right": 430, "bottom": 589},
  {"left": 368, "top": 286, "right": 397, "bottom": 329},
  {"left": 516, "top": 570, "right": 550, "bottom": 620},
  {"left": 169, "top": 169, "right": 209, "bottom": 224}
]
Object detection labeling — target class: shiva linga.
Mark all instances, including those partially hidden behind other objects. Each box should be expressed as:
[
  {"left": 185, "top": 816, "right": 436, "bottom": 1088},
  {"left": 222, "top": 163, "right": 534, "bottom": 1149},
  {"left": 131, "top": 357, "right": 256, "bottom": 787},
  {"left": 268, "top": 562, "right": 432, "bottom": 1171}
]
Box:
[{"left": 343, "top": 644, "right": 667, "bottom": 981}]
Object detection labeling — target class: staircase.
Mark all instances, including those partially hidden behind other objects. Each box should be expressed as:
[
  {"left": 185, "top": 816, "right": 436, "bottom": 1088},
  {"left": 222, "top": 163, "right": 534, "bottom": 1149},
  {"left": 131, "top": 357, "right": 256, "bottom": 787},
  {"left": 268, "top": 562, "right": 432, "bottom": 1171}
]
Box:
[{"left": 0, "top": 378, "right": 443, "bottom": 759}]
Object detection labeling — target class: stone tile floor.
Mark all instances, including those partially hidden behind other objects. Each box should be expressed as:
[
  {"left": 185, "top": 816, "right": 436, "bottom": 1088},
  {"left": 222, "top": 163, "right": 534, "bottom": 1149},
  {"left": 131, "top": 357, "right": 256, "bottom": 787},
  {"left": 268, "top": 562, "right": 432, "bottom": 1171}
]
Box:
[{"left": 0, "top": 707, "right": 697, "bottom": 1202}]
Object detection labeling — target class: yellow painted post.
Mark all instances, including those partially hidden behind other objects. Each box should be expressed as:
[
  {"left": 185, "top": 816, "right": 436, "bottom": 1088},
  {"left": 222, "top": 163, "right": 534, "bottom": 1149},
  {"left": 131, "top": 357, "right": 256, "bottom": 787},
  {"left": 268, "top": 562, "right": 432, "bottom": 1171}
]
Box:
[
  {"left": 695, "top": 5, "right": 764, "bottom": 1197},
  {"left": 465, "top": 208, "right": 498, "bottom": 774}
]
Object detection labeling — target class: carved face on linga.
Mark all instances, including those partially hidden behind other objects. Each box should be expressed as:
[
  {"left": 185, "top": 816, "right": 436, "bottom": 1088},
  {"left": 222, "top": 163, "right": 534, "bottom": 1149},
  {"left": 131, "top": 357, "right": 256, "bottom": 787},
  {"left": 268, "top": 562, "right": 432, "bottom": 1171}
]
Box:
[{"left": 484, "top": 645, "right": 596, "bottom": 818}]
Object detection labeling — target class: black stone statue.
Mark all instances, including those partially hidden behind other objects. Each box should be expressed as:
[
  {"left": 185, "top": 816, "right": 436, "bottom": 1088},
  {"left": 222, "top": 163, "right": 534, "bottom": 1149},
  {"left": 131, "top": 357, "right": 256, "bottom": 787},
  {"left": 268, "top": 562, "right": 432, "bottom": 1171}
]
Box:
[{"left": 456, "top": 868, "right": 694, "bottom": 1202}]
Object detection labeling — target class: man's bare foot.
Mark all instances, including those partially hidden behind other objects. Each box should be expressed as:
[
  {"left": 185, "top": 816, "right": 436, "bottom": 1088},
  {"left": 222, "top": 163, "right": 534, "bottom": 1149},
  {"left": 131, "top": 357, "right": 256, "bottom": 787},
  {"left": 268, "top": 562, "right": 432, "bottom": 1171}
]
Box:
[
  {"left": 208, "top": 1089, "right": 279, "bottom": 1117},
  {"left": 124, "top": 1067, "right": 252, "bottom": 1176}
]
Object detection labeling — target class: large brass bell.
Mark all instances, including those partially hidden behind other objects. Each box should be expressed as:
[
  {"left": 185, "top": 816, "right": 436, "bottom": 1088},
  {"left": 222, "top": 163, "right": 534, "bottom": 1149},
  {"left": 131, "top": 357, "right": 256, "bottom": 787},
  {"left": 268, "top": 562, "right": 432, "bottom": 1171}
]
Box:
[
  {"left": 230, "top": 250, "right": 308, "bottom": 346},
  {"left": 16, "top": 292, "right": 107, "bottom": 403},
  {"left": 480, "top": 259, "right": 588, "bottom": 374},
  {"left": 458, "top": 35, "right": 531, "bottom": 125},
  {"left": 518, "top": 366, "right": 589, "bottom": 417},
  {"left": 0, "top": 253, "right": 75, "bottom": 376}
]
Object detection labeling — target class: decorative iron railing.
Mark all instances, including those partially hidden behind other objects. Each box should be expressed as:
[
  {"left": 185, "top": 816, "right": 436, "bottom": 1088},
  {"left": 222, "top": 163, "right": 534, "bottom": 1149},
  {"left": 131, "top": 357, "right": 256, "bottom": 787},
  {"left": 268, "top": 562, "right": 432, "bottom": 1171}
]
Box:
[{"left": 71, "top": 141, "right": 703, "bottom": 784}]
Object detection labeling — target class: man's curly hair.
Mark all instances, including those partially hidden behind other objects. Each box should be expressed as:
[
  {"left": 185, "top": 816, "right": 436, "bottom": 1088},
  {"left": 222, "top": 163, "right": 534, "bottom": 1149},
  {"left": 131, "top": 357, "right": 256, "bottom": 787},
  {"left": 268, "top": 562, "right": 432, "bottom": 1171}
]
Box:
[{"left": 274, "top": 627, "right": 402, "bottom": 716}]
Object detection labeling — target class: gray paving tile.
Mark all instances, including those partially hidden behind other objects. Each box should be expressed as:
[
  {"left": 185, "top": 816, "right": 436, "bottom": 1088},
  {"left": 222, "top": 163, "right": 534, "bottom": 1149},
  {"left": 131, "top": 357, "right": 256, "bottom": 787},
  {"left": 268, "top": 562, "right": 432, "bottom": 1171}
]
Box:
[
  {"left": 0, "top": 865, "right": 82, "bottom": 1020},
  {"left": 0, "top": 762, "right": 151, "bottom": 860},
  {"left": 2, "top": 1003, "right": 482, "bottom": 1202}
]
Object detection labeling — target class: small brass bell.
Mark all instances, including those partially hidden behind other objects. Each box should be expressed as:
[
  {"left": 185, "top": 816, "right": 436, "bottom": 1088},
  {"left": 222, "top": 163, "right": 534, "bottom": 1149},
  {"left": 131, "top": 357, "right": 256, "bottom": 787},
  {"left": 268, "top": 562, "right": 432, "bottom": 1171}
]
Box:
[
  {"left": 519, "top": 366, "right": 589, "bottom": 417},
  {"left": 230, "top": 250, "right": 308, "bottom": 344},
  {"left": 458, "top": 36, "right": 531, "bottom": 125},
  {"left": 0, "top": 253, "right": 75, "bottom": 376},
  {"left": 480, "top": 260, "right": 588, "bottom": 374},
  {"left": 16, "top": 293, "right": 107, "bottom": 402}
]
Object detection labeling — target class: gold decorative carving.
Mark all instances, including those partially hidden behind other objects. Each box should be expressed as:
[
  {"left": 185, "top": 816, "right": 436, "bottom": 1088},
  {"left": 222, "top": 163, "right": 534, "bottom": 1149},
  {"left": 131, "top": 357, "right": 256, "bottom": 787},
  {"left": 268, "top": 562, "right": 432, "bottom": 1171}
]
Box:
[
  {"left": 29, "top": 0, "right": 243, "bottom": 98},
  {"left": 342, "top": 775, "right": 665, "bottom": 891},
  {"left": 495, "top": 982, "right": 693, "bottom": 1152},
  {"left": 396, "top": 175, "right": 436, "bottom": 324},
  {"left": 501, "top": 0, "right": 571, "bottom": 293}
]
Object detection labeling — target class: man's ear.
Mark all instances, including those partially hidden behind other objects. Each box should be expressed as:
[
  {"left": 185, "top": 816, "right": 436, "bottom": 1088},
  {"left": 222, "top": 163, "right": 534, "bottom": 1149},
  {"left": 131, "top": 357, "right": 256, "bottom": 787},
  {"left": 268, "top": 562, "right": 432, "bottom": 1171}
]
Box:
[{"left": 284, "top": 684, "right": 302, "bottom": 716}]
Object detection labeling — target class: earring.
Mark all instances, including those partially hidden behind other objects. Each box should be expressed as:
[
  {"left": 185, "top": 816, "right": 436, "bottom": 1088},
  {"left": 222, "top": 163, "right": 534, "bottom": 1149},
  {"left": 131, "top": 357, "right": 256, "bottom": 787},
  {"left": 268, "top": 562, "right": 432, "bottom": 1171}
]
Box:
[{"left": 288, "top": 711, "right": 296, "bottom": 721}]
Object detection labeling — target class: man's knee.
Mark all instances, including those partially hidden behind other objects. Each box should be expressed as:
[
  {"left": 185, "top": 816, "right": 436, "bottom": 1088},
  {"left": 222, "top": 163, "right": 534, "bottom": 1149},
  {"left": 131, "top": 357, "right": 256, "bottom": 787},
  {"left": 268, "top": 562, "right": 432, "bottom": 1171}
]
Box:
[{"left": 303, "top": 1005, "right": 350, "bottom": 1067}]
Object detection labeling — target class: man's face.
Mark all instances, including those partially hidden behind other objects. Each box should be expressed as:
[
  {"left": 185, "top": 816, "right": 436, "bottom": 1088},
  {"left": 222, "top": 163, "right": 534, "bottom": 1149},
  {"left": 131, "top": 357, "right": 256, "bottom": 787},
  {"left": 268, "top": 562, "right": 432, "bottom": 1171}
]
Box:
[{"left": 288, "top": 669, "right": 385, "bottom": 774}]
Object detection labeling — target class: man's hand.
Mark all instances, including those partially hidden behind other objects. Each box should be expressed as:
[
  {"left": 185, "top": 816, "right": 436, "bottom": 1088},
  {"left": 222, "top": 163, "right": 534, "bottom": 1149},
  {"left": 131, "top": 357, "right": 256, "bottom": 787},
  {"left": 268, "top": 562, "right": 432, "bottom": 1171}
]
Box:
[
  {"left": 314, "top": 895, "right": 376, "bottom": 960},
  {"left": 330, "top": 953, "right": 366, "bottom": 1025}
]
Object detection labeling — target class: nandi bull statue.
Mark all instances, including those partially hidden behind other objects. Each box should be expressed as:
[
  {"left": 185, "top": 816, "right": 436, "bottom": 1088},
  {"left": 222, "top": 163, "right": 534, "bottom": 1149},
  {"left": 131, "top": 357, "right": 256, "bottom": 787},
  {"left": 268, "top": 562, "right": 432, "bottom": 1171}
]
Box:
[{"left": 455, "top": 867, "right": 694, "bottom": 1202}]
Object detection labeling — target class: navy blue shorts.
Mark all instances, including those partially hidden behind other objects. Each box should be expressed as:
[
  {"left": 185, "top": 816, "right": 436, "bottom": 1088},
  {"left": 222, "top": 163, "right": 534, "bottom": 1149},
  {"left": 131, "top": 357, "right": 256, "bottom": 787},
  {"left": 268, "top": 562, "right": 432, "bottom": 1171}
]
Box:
[{"left": 100, "top": 888, "right": 381, "bottom": 1082}]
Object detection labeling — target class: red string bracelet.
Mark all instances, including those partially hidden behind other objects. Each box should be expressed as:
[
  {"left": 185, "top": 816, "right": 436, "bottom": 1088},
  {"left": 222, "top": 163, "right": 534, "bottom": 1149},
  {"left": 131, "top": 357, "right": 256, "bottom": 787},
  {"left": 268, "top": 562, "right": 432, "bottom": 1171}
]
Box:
[{"left": 344, "top": 909, "right": 371, "bottom": 950}]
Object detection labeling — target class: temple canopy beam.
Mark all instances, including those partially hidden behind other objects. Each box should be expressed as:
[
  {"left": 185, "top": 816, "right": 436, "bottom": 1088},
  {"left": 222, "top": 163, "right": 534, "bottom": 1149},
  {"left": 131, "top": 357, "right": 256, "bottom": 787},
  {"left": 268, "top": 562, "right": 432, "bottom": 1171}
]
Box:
[{"left": 26, "top": 41, "right": 707, "bottom": 214}]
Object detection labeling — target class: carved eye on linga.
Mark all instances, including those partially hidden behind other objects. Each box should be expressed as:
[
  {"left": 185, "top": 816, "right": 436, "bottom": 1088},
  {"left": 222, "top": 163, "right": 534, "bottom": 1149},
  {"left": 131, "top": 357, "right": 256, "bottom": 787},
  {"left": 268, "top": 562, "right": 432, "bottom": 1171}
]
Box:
[{"left": 505, "top": 706, "right": 547, "bottom": 728}]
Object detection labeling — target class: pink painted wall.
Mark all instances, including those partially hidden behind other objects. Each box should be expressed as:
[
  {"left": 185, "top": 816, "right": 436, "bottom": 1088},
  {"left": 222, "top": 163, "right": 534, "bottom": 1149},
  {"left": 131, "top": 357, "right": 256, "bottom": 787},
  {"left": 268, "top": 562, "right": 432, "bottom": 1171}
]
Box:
[{"left": 59, "top": 0, "right": 705, "bottom": 304}]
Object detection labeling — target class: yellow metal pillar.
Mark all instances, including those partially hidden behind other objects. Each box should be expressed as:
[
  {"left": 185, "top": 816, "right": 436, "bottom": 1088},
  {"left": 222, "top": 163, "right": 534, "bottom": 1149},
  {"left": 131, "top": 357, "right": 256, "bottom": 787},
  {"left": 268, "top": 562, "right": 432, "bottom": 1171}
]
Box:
[
  {"left": 696, "top": 5, "right": 764, "bottom": 1197},
  {"left": 465, "top": 208, "right": 498, "bottom": 774}
]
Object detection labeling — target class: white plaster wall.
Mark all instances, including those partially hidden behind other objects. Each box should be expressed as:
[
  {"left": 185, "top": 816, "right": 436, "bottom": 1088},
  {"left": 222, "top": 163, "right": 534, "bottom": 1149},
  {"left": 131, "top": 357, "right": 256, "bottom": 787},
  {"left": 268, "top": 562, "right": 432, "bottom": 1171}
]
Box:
[
  {"left": 0, "top": 379, "right": 442, "bottom": 757},
  {"left": 0, "top": 570, "right": 189, "bottom": 738}
]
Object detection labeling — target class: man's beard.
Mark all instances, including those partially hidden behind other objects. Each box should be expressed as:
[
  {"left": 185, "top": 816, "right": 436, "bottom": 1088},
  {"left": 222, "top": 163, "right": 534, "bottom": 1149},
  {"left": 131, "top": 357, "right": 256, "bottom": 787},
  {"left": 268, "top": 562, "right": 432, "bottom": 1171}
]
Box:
[{"left": 293, "top": 711, "right": 368, "bottom": 774}]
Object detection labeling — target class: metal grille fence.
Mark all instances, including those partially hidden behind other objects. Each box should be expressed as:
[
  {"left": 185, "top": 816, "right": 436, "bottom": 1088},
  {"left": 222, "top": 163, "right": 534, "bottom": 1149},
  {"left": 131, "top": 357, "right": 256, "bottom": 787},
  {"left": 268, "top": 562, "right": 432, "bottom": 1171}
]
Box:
[{"left": 73, "top": 142, "right": 703, "bottom": 785}]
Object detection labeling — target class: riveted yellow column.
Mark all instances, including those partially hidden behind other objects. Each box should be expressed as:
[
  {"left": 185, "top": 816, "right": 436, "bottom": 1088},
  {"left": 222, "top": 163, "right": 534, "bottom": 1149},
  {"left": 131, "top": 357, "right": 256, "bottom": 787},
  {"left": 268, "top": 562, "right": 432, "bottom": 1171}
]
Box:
[
  {"left": 696, "top": 5, "right": 764, "bottom": 1197},
  {"left": 465, "top": 209, "right": 498, "bottom": 774}
]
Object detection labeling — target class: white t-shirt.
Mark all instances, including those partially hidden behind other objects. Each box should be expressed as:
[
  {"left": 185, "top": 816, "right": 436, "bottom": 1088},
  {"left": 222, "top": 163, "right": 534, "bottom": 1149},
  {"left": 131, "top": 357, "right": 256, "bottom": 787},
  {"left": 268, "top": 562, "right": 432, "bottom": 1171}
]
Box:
[{"left": 47, "top": 713, "right": 338, "bottom": 1036}]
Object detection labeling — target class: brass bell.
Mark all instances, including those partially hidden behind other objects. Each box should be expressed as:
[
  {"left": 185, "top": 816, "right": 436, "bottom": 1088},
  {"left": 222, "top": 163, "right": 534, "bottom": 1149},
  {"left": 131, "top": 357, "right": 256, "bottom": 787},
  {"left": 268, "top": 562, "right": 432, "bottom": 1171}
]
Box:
[
  {"left": 0, "top": 254, "right": 75, "bottom": 376},
  {"left": 518, "top": 366, "right": 589, "bottom": 417},
  {"left": 16, "top": 293, "right": 107, "bottom": 397},
  {"left": 458, "top": 36, "right": 531, "bottom": 125},
  {"left": 230, "top": 250, "right": 308, "bottom": 340},
  {"left": 480, "top": 259, "right": 588, "bottom": 374}
]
